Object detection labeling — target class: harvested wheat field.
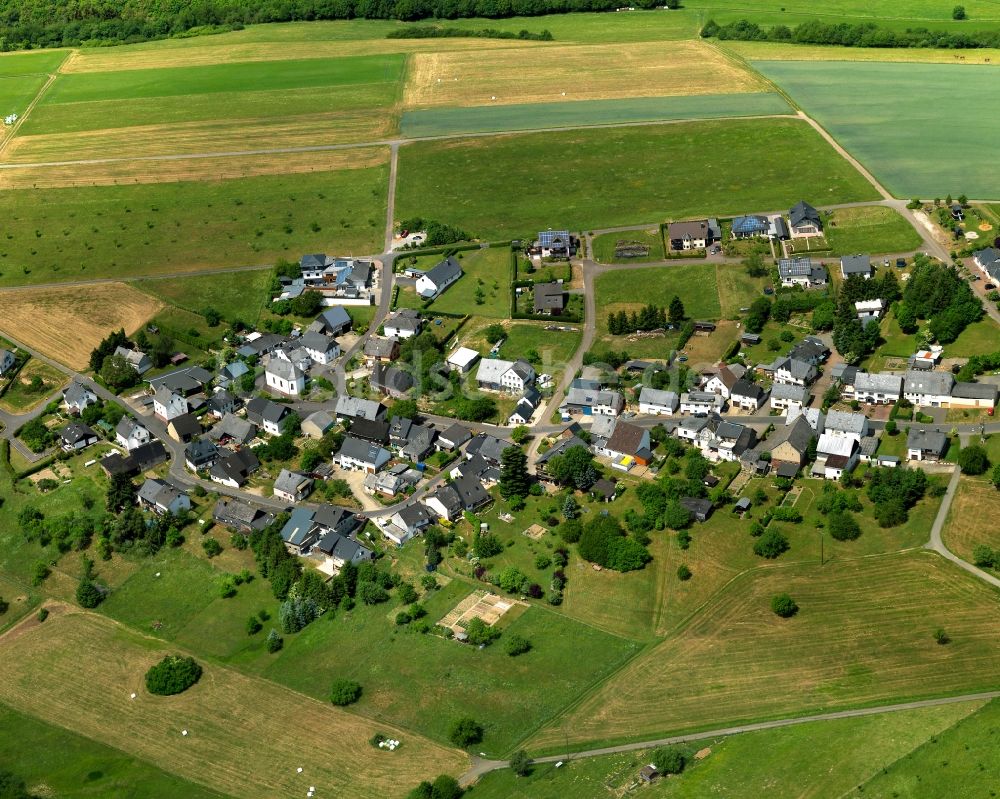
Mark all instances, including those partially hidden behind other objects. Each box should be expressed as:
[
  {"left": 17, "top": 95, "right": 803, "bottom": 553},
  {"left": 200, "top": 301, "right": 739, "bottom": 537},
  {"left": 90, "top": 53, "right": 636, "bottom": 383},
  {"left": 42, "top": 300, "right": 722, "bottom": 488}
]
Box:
[
  {"left": 0, "top": 283, "right": 162, "bottom": 368},
  {"left": 0, "top": 147, "right": 387, "bottom": 189},
  {"left": 62, "top": 38, "right": 545, "bottom": 74},
  {"left": 404, "top": 40, "right": 766, "bottom": 108},
  {"left": 530, "top": 552, "right": 1000, "bottom": 752},
  {"left": 0, "top": 609, "right": 466, "bottom": 799},
  {"left": 5, "top": 111, "right": 394, "bottom": 164}
]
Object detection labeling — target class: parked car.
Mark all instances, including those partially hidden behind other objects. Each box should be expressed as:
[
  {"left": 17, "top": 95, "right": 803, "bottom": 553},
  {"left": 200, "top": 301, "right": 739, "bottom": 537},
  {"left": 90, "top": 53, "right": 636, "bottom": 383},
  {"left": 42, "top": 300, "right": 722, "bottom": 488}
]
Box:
[{"left": 986, "top": 283, "right": 996, "bottom": 290}]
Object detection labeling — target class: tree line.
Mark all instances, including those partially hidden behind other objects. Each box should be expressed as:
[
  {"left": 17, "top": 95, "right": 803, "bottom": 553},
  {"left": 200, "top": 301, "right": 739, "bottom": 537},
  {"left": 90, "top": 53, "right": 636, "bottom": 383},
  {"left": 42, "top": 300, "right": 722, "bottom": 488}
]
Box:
[
  {"left": 607, "top": 298, "right": 685, "bottom": 335},
  {"left": 701, "top": 18, "right": 1000, "bottom": 50}
]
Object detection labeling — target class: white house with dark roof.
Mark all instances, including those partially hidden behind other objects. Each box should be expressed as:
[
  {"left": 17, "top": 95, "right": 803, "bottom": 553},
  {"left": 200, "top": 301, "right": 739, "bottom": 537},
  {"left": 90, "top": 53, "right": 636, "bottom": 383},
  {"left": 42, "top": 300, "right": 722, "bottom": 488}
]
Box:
[
  {"left": 561, "top": 386, "right": 623, "bottom": 417},
  {"left": 704, "top": 364, "right": 745, "bottom": 399},
  {"left": 246, "top": 397, "right": 290, "bottom": 436},
  {"left": 273, "top": 468, "right": 314, "bottom": 503},
  {"left": 113, "top": 345, "right": 152, "bottom": 375},
  {"left": 667, "top": 219, "right": 711, "bottom": 251},
  {"left": 115, "top": 417, "right": 151, "bottom": 452},
  {"left": 152, "top": 385, "right": 189, "bottom": 421},
  {"left": 730, "top": 378, "right": 767, "bottom": 411},
  {"left": 841, "top": 254, "right": 874, "bottom": 280},
  {"left": 476, "top": 358, "right": 536, "bottom": 394},
  {"left": 824, "top": 410, "right": 869, "bottom": 443},
  {"left": 769, "top": 382, "right": 809, "bottom": 414},
  {"left": 638, "top": 387, "right": 679, "bottom": 416},
  {"left": 679, "top": 391, "right": 725, "bottom": 415},
  {"left": 137, "top": 478, "right": 190, "bottom": 516},
  {"left": 309, "top": 306, "right": 353, "bottom": 336},
  {"left": 907, "top": 428, "right": 949, "bottom": 461},
  {"left": 335, "top": 395, "right": 384, "bottom": 423},
  {"left": 337, "top": 436, "right": 391, "bottom": 474},
  {"left": 59, "top": 422, "right": 98, "bottom": 451},
  {"left": 849, "top": 372, "right": 902, "bottom": 405},
  {"left": 416, "top": 256, "right": 462, "bottom": 299},
  {"left": 974, "top": 247, "right": 1000, "bottom": 280},
  {"left": 532, "top": 230, "right": 574, "bottom": 258},
  {"left": 778, "top": 257, "right": 828, "bottom": 288},
  {"left": 298, "top": 332, "right": 340, "bottom": 365},
  {"left": 62, "top": 381, "right": 97, "bottom": 414},
  {"left": 384, "top": 309, "right": 423, "bottom": 339},
  {"left": 773, "top": 357, "right": 818, "bottom": 387},
  {"left": 789, "top": 200, "right": 823, "bottom": 238},
  {"left": 903, "top": 370, "right": 954, "bottom": 407}
]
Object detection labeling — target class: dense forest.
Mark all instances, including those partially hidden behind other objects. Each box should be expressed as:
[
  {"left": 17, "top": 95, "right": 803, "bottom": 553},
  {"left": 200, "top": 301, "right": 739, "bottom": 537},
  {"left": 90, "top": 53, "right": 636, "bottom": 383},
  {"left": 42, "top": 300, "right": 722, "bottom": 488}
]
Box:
[
  {"left": 702, "top": 18, "right": 1000, "bottom": 50},
  {"left": 0, "top": 0, "right": 639, "bottom": 50}
]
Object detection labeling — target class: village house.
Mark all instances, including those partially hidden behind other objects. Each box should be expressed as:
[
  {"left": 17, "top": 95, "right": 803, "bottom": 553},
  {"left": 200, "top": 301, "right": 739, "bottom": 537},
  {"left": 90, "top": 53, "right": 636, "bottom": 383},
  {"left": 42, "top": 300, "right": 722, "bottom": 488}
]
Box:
[
  {"left": 762, "top": 415, "right": 815, "bottom": 470},
  {"left": 384, "top": 503, "right": 434, "bottom": 546},
  {"left": 273, "top": 468, "right": 314, "bottom": 503},
  {"left": 667, "top": 219, "right": 711, "bottom": 251},
  {"left": 184, "top": 439, "right": 219, "bottom": 471},
  {"left": 465, "top": 433, "right": 511, "bottom": 467},
  {"left": 113, "top": 345, "right": 152, "bottom": 375},
  {"left": 371, "top": 363, "right": 414, "bottom": 399},
  {"left": 848, "top": 372, "right": 902, "bottom": 405},
  {"left": 730, "top": 378, "right": 767, "bottom": 411},
  {"left": 597, "top": 421, "right": 652, "bottom": 471},
  {"left": 301, "top": 410, "right": 335, "bottom": 439},
  {"left": 152, "top": 385, "right": 189, "bottom": 421},
  {"left": 788, "top": 336, "right": 830, "bottom": 365},
  {"left": 475, "top": 358, "right": 536, "bottom": 394},
  {"left": 213, "top": 498, "right": 274, "bottom": 534},
  {"left": 778, "top": 257, "right": 828, "bottom": 288},
  {"left": 907, "top": 428, "right": 949, "bottom": 461},
  {"left": 951, "top": 382, "right": 999, "bottom": 409},
  {"left": 974, "top": 247, "right": 1000, "bottom": 281},
  {"left": 364, "top": 336, "right": 400, "bottom": 366},
  {"left": 148, "top": 366, "right": 213, "bottom": 396},
  {"left": 246, "top": 397, "right": 291, "bottom": 436},
  {"left": 216, "top": 360, "right": 249, "bottom": 390},
  {"left": 62, "top": 381, "right": 98, "bottom": 414},
  {"left": 530, "top": 230, "right": 575, "bottom": 259},
  {"left": 313, "top": 531, "right": 373, "bottom": 572},
  {"left": 812, "top": 433, "right": 859, "bottom": 480},
  {"left": 437, "top": 422, "right": 472, "bottom": 451},
  {"left": 841, "top": 254, "right": 874, "bottom": 280},
  {"left": 769, "top": 382, "right": 809, "bottom": 414},
  {"left": 205, "top": 389, "right": 236, "bottom": 419},
  {"left": 351, "top": 418, "right": 391, "bottom": 446},
  {"left": 166, "top": 413, "right": 201, "bottom": 444},
  {"left": 731, "top": 214, "right": 769, "bottom": 239},
  {"left": 0, "top": 348, "right": 15, "bottom": 376},
  {"left": 533, "top": 281, "right": 567, "bottom": 315},
  {"left": 416, "top": 256, "right": 463, "bottom": 300},
  {"left": 298, "top": 331, "right": 341, "bottom": 365},
  {"left": 210, "top": 448, "right": 260, "bottom": 488},
  {"left": 508, "top": 388, "right": 542, "bottom": 426},
  {"left": 561, "top": 386, "right": 624, "bottom": 417},
  {"left": 137, "top": 478, "right": 190, "bottom": 516},
  {"left": 677, "top": 415, "right": 756, "bottom": 463},
  {"left": 425, "top": 475, "right": 491, "bottom": 521},
  {"left": 824, "top": 410, "right": 870, "bottom": 442},
  {"left": 638, "top": 387, "right": 679, "bottom": 416},
  {"left": 309, "top": 306, "right": 354, "bottom": 337},
  {"left": 704, "top": 364, "right": 746, "bottom": 399},
  {"left": 773, "top": 357, "right": 818, "bottom": 387},
  {"left": 789, "top": 200, "right": 823, "bottom": 238},
  {"left": 903, "top": 370, "right": 954, "bottom": 407},
  {"left": 335, "top": 395, "right": 385, "bottom": 424},
  {"left": 855, "top": 299, "right": 886, "bottom": 324},
  {"left": 264, "top": 358, "right": 306, "bottom": 397},
  {"left": 679, "top": 391, "right": 726, "bottom": 415},
  {"left": 207, "top": 413, "right": 256, "bottom": 446},
  {"left": 336, "top": 436, "right": 391, "bottom": 474},
  {"left": 279, "top": 507, "right": 320, "bottom": 555},
  {"left": 384, "top": 309, "right": 423, "bottom": 339},
  {"left": 446, "top": 347, "right": 480, "bottom": 374},
  {"left": 101, "top": 440, "right": 168, "bottom": 477},
  {"left": 115, "top": 417, "right": 151, "bottom": 451},
  {"left": 59, "top": 422, "right": 98, "bottom": 451}
]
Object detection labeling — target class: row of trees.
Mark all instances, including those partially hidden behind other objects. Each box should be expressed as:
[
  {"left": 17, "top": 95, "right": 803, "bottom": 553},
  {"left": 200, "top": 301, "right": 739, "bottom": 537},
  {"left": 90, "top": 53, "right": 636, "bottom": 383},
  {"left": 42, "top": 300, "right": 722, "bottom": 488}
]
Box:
[
  {"left": 702, "top": 18, "right": 1000, "bottom": 50},
  {"left": 606, "top": 298, "right": 684, "bottom": 335},
  {"left": 398, "top": 218, "right": 469, "bottom": 246}
]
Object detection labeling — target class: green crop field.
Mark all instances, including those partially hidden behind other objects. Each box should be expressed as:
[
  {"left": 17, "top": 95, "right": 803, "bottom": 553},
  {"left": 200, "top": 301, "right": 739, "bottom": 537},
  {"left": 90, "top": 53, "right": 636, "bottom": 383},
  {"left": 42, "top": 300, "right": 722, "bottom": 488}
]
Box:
[
  {"left": 824, "top": 205, "right": 923, "bottom": 254},
  {"left": 475, "top": 700, "right": 982, "bottom": 798},
  {"left": 396, "top": 119, "right": 879, "bottom": 239},
  {"left": 0, "top": 158, "right": 387, "bottom": 287},
  {"left": 400, "top": 93, "right": 793, "bottom": 137},
  {"left": 755, "top": 61, "right": 1000, "bottom": 198},
  {"left": 0, "top": 704, "right": 231, "bottom": 798},
  {"left": 530, "top": 552, "right": 1000, "bottom": 751}
]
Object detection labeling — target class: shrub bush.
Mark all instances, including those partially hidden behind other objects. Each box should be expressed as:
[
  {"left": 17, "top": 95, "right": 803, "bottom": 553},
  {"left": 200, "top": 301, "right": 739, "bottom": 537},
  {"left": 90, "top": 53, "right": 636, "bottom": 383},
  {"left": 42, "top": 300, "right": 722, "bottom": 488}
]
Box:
[
  {"left": 753, "top": 529, "right": 790, "bottom": 559},
  {"left": 330, "top": 679, "right": 362, "bottom": 706},
  {"left": 449, "top": 717, "right": 483, "bottom": 747},
  {"left": 771, "top": 593, "right": 799, "bottom": 618},
  {"left": 145, "top": 655, "right": 202, "bottom": 696}
]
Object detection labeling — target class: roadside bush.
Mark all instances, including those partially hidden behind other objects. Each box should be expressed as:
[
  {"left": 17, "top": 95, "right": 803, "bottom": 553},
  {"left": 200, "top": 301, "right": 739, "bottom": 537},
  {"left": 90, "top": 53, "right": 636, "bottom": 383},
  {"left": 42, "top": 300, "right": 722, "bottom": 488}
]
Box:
[
  {"left": 956, "top": 444, "right": 990, "bottom": 476},
  {"left": 330, "top": 679, "right": 362, "bottom": 706},
  {"left": 973, "top": 545, "right": 997, "bottom": 568},
  {"left": 449, "top": 717, "right": 484, "bottom": 747},
  {"left": 145, "top": 655, "right": 202, "bottom": 696},
  {"left": 771, "top": 593, "right": 799, "bottom": 618}
]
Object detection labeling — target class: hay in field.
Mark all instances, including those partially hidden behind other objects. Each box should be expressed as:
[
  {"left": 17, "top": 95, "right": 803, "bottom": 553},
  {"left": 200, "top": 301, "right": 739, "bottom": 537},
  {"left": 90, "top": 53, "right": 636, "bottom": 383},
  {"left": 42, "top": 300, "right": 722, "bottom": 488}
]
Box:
[
  {"left": 0, "top": 609, "right": 467, "bottom": 799},
  {"left": 5, "top": 111, "right": 394, "bottom": 164},
  {"left": 0, "top": 283, "right": 163, "bottom": 368},
  {"left": 0, "top": 147, "right": 388, "bottom": 189},
  {"left": 404, "top": 40, "right": 766, "bottom": 108}
]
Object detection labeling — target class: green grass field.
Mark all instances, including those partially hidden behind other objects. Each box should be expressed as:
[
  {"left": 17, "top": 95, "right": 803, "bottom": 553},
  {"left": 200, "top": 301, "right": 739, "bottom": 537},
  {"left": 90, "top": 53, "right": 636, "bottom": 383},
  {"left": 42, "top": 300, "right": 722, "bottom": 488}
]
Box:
[
  {"left": 591, "top": 229, "right": 666, "bottom": 263},
  {"left": 596, "top": 264, "right": 722, "bottom": 323},
  {"left": 755, "top": 61, "right": 1000, "bottom": 198},
  {"left": 0, "top": 704, "right": 231, "bottom": 798},
  {"left": 474, "top": 700, "right": 983, "bottom": 798},
  {"left": 137, "top": 269, "right": 273, "bottom": 326},
  {"left": 0, "top": 160, "right": 387, "bottom": 287},
  {"left": 530, "top": 551, "right": 1000, "bottom": 751},
  {"left": 262, "top": 579, "right": 640, "bottom": 755},
  {"left": 423, "top": 247, "right": 512, "bottom": 318},
  {"left": 0, "top": 74, "right": 49, "bottom": 116},
  {"left": 400, "top": 92, "right": 793, "bottom": 137},
  {"left": 497, "top": 323, "right": 583, "bottom": 371},
  {"left": 0, "top": 50, "right": 68, "bottom": 76},
  {"left": 825, "top": 205, "right": 923, "bottom": 254},
  {"left": 845, "top": 699, "right": 1000, "bottom": 798},
  {"left": 24, "top": 54, "right": 403, "bottom": 134},
  {"left": 396, "top": 118, "right": 878, "bottom": 239}
]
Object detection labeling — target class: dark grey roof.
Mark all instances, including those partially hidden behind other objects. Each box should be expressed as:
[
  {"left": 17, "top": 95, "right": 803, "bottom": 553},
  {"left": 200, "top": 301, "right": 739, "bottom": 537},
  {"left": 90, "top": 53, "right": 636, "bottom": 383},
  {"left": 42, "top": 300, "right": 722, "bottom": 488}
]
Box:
[
  {"left": 396, "top": 503, "right": 432, "bottom": 528},
  {"left": 534, "top": 281, "right": 566, "bottom": 312},
  {"left": 466, "top": 434, "right": 512, "bottom": 464},
  {"left": 371, "top": 363, "right": 414, "bottom": 395},
  {"left": 338, "top": 435, "right": 390, "bottom": 465},
  {"left": 315, "top": 306, "right": 353, "bottom": 333},
  {"left": 453, "top": 473, "right": 489, "bottom": 507},
  {"left": 907, "top": 427, "right": 948, "bottom": 454},
  {"left": 423, "top": 256, "right": 462, "bottom": 288},
  {"left": 185, "top": 438, "right": 218, "bottom": 463},
  {"left": 790, "top": 200, "right": 821, "bottom": 228},
  {"left": 211, "top": 448, "right": 259, "bottom": 483},
  {"left": 315, "top": 531, "right": 369, "bottom": 562},
  {"left": 953, "top": 381, "right": 998, "bottom": 400},
  {"left": 168, "top": 413, "right": 201, "bottom": 438},
  {"left": 731, "top": 378, "right": 765, "bottom": 400},
  {"left": 351, "top": 418, "right": 390, "bottom": 444},
  {"left": 439, "top": 423, "right": 472, "bottom": 448},
  {"left": 679, "top": 497, "right": 712, "bottom": 516},
  {"left": 60, "top": 422, "right": 97, "bottom": 445},
  {"left": 841, "top": 254, "right": 873, "bottom": 275},
  {"left": 246, "top": 397, "right": 289, "bottom": 425}
]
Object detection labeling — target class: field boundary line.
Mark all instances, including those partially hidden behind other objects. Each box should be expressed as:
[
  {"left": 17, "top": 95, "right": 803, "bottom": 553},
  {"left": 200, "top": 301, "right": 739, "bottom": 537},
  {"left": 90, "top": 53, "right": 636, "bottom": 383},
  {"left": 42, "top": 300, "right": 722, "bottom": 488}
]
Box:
[{"left": 710, "top": 40, "right": 802, "bottom": 112}]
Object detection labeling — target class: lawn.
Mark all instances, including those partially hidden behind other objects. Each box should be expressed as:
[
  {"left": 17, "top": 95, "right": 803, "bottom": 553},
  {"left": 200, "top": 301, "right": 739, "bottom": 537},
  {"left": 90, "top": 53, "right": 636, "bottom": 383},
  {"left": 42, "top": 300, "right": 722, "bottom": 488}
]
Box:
[
  {"left": 942, "top": 317, "right": 999, "bottom": 358},
  {"left": 591, "top": 229, "right": 666, "bottom": 264},
  {"left": 403, "top": 41, "right": 767, "bottom": 108},
  {"left": 942, "top": 476, "right": 1000, "bottom": 568},
  {"left": 0, "top": 358, "right": 67, "bottom": 413},
  {"left": 0, "top": 160, "right": 388, "bottom": 287},
  {"left": 824, "top": 205, "right": 922, "bottom": 255},
  {"left": 137, "top": 269, "right": 273, "bottom": 327},
  {"left": 473, "top": 700, "right": 982, "bottom": 798},
  {"left": 395, "top": 118, "right": 879, "bottom": 239},
  {"left": 715, "top": 263, "right": 769, "bottom": 318},
  {"left": 846, "top": 698, "right": 1000, "bottom": 798},
  {"left": 262, "top": 579, "right": 640, "bottom": 755},
  {"left": 401, "top": 93, "right": 792, "bottom": 137},
  {"left": 424, "top": 247, "right": 512, "bottom": 318},
  {"left": 596, "top": 264, "right": 721, "bottom": 320},
  {"left": 0, "top": 609, "right": 466, "bottom": 799},
  {"left": 0, "top": 703, "right": 231, "bottom": 799},
  {"left": 529, "top": 551, "right": 1000, "bottom": 751},
  {"left": 497, "top": 323, "right": 582, "bottom": 372},
  {"left": 755, "top": 61, "right": 1000, "bottom": 198}
]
